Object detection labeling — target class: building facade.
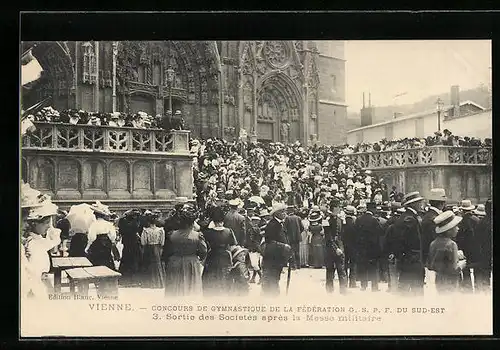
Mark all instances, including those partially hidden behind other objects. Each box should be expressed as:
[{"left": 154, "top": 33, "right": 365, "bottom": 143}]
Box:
[{"left": 22, "top": 40, "right": 347, "bottom": 145}]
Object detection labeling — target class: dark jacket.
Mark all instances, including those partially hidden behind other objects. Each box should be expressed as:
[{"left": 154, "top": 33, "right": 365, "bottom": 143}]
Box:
[
  {"left": 284, "top": 214, "right": 304, "bottom": 244},
  {"left": 421, "top": 207, "right": 441, "bottom": 263},
  {"left": 341, "top": 216, "right": 357, "bottom": 253},
  {"left": 474, "top": 214, "right": 492, "bottom": 269},
  {"left": 393, "top": 208, "right": 423, "bottom": 265},
  {"left": 224, "top": 209, "right": 246, "bottom": 246},
  {"left": 262, "top": 218, "right": 291, "bottom": 267},
  {"left": 456, "top": 212, "right": 481, "bottom": 265},
  {"left": 354, "top": 211, "right": 382, "bottom": 261},
  {"left": 324, "top": 215, "right": 344, "bottom": 259}
]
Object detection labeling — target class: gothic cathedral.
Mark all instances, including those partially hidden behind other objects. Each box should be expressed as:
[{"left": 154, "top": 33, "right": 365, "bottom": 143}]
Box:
[{"left": 22, "top": 41, "right": 347, "bottom": 145}]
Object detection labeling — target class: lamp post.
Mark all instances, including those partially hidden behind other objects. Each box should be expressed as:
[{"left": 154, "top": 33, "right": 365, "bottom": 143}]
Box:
[
  {"left": 166, "top": 65, "right": 175, "bottom": 119},
  {"left": 436, "top": 97, "right": 444, "bottom": 132}
]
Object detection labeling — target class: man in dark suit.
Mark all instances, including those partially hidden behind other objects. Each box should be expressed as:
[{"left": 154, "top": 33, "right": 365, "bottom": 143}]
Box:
[
  {"left": 284, "top": 205, "right": 303, "bottom": 269},
  {"left": 393, "top": 191, "right": 425, "bottom": 296},
  {"left": 261, "top": 203, "right": 292, "bottom": 297},
  {"left": 324, "top": 206, "right": 348, "bottom": 294},
  {"left": 224, "top": 198, "right": 246, "bottom": 246},
  {"left": 341, "top": 205, "right": 358, "bottom": 288},
  {"left": 421, "top": 188, "right": 447, "bottom": 283},
  {"left": 354, "top": 202, "right": 382, "bottom": 291},
  {"left": 474, "top": 199, "right": 492, "bottom": 293}
]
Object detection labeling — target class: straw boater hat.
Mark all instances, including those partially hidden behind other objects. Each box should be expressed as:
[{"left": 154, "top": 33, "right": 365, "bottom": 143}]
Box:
[
  {"left": 459, "top": 199, "right": 475, "bottom": 211},
  {"left": 270, "top": 203, "right": 287, "bottom": 216},
  {"left": 90, "top": 200, "right": 112, "bottom": 216},
  {"left": 344, "top": 205, "right": 356, "bottom": 215},
  {"left": 308, "top": 211, "right": 323, "bottom": 226},
  {"left": 434, "top": 210, "right": 463, "bottom": 234},
  {"left": 402, "top": 191, "right": 425, "bottom": 206},
  {"left": 228, "top": 198, "right": 243, "bottom": 207},
  {"left": 473, "top": 204, "right": 486, "bottom": 217},
  {"left": 428, "top": 188, "right": 447, "bottom": 202},
  {"left": 259, "top": 208, "right": 271, "bottom": 217}
]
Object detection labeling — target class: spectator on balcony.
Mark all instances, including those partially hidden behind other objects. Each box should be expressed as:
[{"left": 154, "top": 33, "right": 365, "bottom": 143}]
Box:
[
  {"left": 87, "top": 115, "right": 101, "bottom": 126},
  {"left": 108, "top": 112, "right": 121, "bottom": 127},
  {"left": 171, "top": 110, "right": 185, "bottom": 130}
]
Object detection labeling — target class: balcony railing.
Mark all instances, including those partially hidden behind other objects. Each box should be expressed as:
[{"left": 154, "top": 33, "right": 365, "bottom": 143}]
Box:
[
  {"left": 22, "top": 122, "right": 191, "bottom": 154},
  {"left": 344, "top": 146, "right": 492, "bottom": 169}
]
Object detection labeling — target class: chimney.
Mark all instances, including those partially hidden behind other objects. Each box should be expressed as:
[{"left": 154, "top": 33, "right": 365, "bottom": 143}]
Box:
[
  {"left": 360, "top": 93, "right": 374, "bottom": 127},
  {"left": 451, "top": 85, "right": 460, "bottom": 106},
  {"left": 363, "top": 92, "right": 365, "bottom": 108},
  {"left": 450, "top": 85, "right": 460, "bottom": 117},
  {"left": 369, "top": 92, "right": 371, "bottom": 107}
]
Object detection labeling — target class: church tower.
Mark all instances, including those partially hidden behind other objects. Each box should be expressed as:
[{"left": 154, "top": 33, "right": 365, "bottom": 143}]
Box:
[{"left": 312, "top": 41, "right": 348, "bottom": 145}]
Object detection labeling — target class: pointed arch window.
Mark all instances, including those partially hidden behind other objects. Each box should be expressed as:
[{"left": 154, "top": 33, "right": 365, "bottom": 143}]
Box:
[{"left": 82, "top": 42, "right": 97, "bottom": 85}]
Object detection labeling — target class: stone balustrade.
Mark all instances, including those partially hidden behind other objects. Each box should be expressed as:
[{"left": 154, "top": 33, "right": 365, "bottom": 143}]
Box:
[
  {"left": 344, "top": 146, "right": 492, "bottom": 170},
  {"left": 22, "top": 122, "right": 191, "bottom": 154}
]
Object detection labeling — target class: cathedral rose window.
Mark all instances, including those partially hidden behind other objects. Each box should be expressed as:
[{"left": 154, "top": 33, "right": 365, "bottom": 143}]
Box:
[{"left": 264, "top": 41, "right": 290, "bottom": 69}]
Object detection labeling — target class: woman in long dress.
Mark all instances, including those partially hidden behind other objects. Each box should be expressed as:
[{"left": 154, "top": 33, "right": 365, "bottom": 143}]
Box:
[
  {"left": 22, "top": 201, "right": 61, "bottom": 299},
  {"left": 140, "top": 211, "right": 166, "bottom": 289},
  {"left": 201, "top": 206, "right": 237, "bottom": 296},
  {"left": 299, "top": 210, "right": 310, "bottom": 268},
  {"left": 308, "top": 211, "right": 325, "bottom": 268},
  {"left": 118, "top": 210, "right": 143, "bottom": 287},
  {"left": 163, "top": 204, "right": 208, "bottom": 297}
]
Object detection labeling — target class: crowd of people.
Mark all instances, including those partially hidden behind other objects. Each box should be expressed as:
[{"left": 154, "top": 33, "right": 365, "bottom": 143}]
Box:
[
  {"left": 20, "top": 107, "right": 492, "bottom": 299},
  {"left": 23, "top": 106, "right": 186, "bottom": 131}
]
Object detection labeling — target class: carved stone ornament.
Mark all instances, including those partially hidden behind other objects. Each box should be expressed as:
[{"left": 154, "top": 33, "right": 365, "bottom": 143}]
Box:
[{"left": 264, "top": 41, "right": 290, "bottom": 69}]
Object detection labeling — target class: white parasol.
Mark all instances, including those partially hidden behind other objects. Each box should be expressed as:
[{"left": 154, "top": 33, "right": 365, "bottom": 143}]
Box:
[{"left": 66, "top": 203, "right": 96, "bottom": 236}]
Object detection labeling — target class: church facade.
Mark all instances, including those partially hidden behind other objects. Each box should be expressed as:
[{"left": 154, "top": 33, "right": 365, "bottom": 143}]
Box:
[{"left": 22, "top": 41, "right": 347, "bottom": 145}]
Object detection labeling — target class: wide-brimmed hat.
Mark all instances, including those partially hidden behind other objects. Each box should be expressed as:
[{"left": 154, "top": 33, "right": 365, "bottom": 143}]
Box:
[
  {"left": 21, "top": 182, "right": 48, "bottom": 209},
  {"left": 428, "top": 188, "right": 447, "bottom": 202},
  {"left": 403, "top": 191, "right": 425, "bottom": 206},
  {"left": 26, "top": 201, "right": 59, "bottom": 221},
  {"left": 308, "top": 210, "right": 323, "bottom": 222},
  {"left": 344, "top": 205, "right": 356, "bottom": 215},
  {"left": 473, "top": 204, "right": 486, "bottom": 216},
  {"left": 459, "top": 199, "right": 475, "bottom": 211},
  {"left": 270, "top": 203, "right": 287, "bottom": 216},
  {"left": 230, "top": 245, "right": 248, "bottom": 260},
  {"left": 434, "top": 210, "right": 463, "bottom": 234},
  {"left": 228, "top": 198, "right": 243, "bottom": 207},
  {"left": 90, "top": 200, "right": 112, "bottom": 216}
]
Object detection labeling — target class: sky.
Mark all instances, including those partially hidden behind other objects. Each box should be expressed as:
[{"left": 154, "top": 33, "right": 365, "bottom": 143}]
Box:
[{"left": 344, "top": 40, "right": 491, "bottom": 112}]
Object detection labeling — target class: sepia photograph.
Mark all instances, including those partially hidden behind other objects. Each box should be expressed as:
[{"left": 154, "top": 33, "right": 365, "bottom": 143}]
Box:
[{"left": 20, "top": 38, "right": 492, "bottom": 337}]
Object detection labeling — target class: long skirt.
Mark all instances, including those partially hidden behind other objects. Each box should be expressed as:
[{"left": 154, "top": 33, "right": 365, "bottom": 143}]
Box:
[
  {"left": 202, "top": 250, "right": 232, "bottom": 296},
  {"left": 310, "top": 234, "right": 325, "bottom": 268},
  {"left": 299, "top": 241, "right": 309, "bottom": 267},
  {"left": 435, "top": 273, "right": 459, "bottom": 294},
  {"left": 119, "top": 240, "right": 142, "bottom": 287},
  {"left": 165, "top": 255, "right": 203, "bottom": 297},
  {"left": 141, "top": 244, "right": 165, "bottom": 289}
]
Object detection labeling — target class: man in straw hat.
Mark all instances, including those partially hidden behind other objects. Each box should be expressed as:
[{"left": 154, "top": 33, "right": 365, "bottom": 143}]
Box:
[
  {"left": 354, "top": 201, "right": 382, "bottom": 292},
  {"left": 427, "top": 210, "right": 467, "bottom": 294},
  {"left": 455, "top": 199, "right": 480, "bottom": 292},
  {"left": 224, "top": 197, "right": 246, "bottom": 246},
  {"left": 324, "top": 204, "right": 348, "bottom": 294},
  {"left": 421, "top": 188, "right": 447, "bottom": 283},
  {"left": 393, "top": 191, "right": 426, "bottom": 295},
  {"left": 473, "top": 199, "right": 492, "bottom": 293},
  {"left": 284, "top": 205, "right": 304, "bottom": 270},
  {"left": 261, "top": 203, "right": 292, "bottom": 296}
]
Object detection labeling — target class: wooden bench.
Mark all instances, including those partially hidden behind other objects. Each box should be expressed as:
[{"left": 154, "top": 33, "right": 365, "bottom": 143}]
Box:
[
  {"left": 51, "top": 257, "right": 93, "bottom": 294},
  {"left": 65, "top": 266, "right": 122, "bottom": 297}
]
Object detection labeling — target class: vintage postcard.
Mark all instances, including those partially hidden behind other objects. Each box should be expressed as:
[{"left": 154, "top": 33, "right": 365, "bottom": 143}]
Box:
[{"left": 20, "top": 38, "right": 492, "bottom": 337}]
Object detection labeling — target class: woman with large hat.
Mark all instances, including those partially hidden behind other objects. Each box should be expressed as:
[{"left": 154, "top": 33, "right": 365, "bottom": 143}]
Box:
[
  {"left": 21, "top": 182, "right": 61, "bottom": 299},
  {"left": 201, "top": 206, "right": 237, "bottom": 297},
  {"left": 163, "top": 204, "right": 207, "bottom": 297},
  {"left": 308, "top": 210, "right": 325, "bottom": 269},
  {"left": 427, "top": 211, "right": 467, "bottom": 294},
  {"left": 140, "top": 210, "right": 166, "bottom": 289},
  {"left": 86, "top": 201, "right": 119, "bottom": 271}
]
